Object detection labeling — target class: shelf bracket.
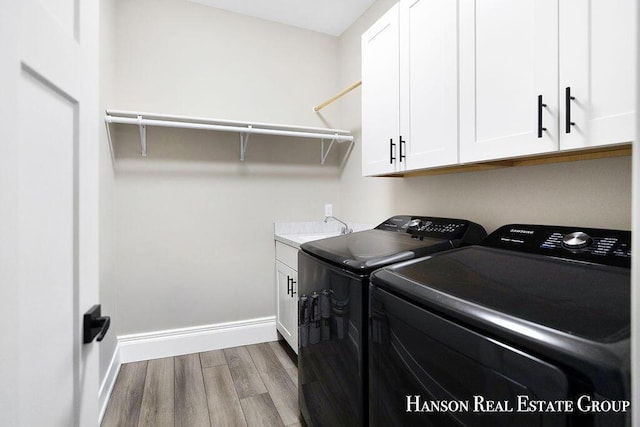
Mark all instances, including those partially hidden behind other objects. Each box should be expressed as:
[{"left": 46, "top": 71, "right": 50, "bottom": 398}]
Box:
[
  {"left": 239, "top": 125, "right": 252, "bottom": 161},
  {"left": 321, "top": 134, "right": 339, "bottom": 165},
  {"left": 137, "top": 115, "right": 147, "bottom": 157}
]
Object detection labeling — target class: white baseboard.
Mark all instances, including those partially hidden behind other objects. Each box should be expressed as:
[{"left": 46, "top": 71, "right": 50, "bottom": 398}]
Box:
[
  {"left": 118, "top": 316, "right": 278, "bottom": 363},
  {"left": 99, "top": 344, "right": 121, "bottom": 424}
]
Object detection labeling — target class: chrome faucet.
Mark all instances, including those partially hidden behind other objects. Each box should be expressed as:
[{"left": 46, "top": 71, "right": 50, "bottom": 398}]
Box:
[{"left": 324, "top": 216, "right": 353, "bottom": 234}]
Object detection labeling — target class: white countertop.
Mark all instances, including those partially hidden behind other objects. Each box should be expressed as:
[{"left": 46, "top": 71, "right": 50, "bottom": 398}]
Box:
[
  {"left": 274, "top": 221, "right": 372, "bottom": 249},
  {"left": 275, "top": 232, "right": 342, "bottom": 248}
]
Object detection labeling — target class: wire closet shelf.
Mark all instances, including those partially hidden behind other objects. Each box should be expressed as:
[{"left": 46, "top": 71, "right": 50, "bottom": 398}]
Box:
[{"left": 104, "top": 109, "right": 354, "bottom": 164}]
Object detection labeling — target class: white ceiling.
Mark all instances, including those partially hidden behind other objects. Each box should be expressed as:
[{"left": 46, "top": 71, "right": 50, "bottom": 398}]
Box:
[{"left": 186, "top": 0, "right": 375, "bottom": 36}]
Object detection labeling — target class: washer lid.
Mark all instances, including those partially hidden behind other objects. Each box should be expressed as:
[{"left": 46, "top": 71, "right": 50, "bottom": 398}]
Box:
[
  {"left": 300, "top": 215, "right": 486, "bottom": 274},
  {"left": 300, "top": 229, "right": 452, "bottom": 273},
  {"left": 374, "top": 246, "right": 630, "bottom": 342}
]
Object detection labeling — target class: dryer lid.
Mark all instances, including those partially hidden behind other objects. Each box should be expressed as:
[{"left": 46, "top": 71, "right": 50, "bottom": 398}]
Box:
[{"left": 374, "top": 245, "right": 630, "bottom": 342}]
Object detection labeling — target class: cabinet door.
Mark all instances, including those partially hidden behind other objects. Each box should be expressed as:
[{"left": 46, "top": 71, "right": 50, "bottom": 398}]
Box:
[
  {"left": 459, "top": 0, "right": 559, "bottom": 162},
  {"left": 559, "top": 0, "right": 636, "bottom": 150},
  {"left": 362, "top": 4, "right": 401, "bottom": 176},
  {"left": 400, "top": 0, "right": 458, "bottom": 170},
  {"left": 276, "top": 260, "right": 298, "bottom": 353}
]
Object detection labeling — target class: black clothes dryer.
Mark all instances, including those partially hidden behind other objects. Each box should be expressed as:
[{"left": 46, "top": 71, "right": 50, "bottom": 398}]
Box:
[
  {"left": 297, "top": 215, "right": 486, "bottom": 426},
  {"left": 369, "top": 224, "right": 631, "bottom": 426}
]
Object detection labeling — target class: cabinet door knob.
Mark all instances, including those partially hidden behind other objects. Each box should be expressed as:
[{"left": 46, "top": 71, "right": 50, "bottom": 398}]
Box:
[
  {"left": 565, "top": 87, "right": 576, "bottom": 133},
  {"left": 399, "top": 135, "right": 406, "bottom": 162},
  {"left": 290, "top": 279, "right": 297, "bottom": 297},
  {"left": 389, "top": 138, "right": 396, "bottom": 164},
  {"left": 537, "top": 95, "right": 547, "bottom": 138},
  {"left": 286, "top": 276, "right": 292, "bottom": 295}
]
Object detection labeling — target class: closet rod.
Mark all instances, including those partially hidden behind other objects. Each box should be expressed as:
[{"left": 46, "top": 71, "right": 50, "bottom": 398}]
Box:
[
  {"left": 105, "top": 115, "right": 354, "bottom": 142},
  {"left": 107, "top": 109, "right": 352, "bottom": 134},
  {"left": 313, "top": 80, "right": 362, "bottom": 112}
]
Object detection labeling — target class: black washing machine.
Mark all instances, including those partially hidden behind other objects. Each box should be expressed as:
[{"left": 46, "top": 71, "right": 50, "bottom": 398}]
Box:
[
  {"left": 297, "top": 215, "right": 487, "bottom": 426},
  {"left": 369, "top": 224, "right": 631, "bottom": 426}
]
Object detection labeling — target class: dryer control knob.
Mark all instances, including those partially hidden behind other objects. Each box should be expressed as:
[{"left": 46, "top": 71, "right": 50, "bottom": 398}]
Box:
[{"left": 562, "top": 232, "right": 593, "bottom": 249}]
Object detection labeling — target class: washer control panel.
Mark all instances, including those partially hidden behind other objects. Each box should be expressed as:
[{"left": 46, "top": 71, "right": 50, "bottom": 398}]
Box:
[
  {"left": 406, "top": 218, "right": 463, "bottom": 234},
  {"left": 375, "top": 215, "right": 486, "bottom": 243},
  {"left": 482, "top": 224, "right": 631, "bottom": 268}
]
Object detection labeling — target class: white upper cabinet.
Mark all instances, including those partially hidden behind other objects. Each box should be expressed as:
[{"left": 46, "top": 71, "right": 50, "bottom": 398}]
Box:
[
  {"left": 559, "top": 0, "right": 636, "bottom": 150},
  {"left": 460, "top": 0, "right": 635, "bottom": 163},
  {"left": 362, "top": 0, "right": 634, "bottom": 174},
  {"left": 400, "top": 0, "right": 459, "bottom": 169},
  {"left": 362, "top": 4, "right": 401, "bottom": 176},
  {"left": 459, "top": 0, "right": 559, "bottom": 163},
  {"left": 362, "top": 0, "right": 459, "bottom": 176}
]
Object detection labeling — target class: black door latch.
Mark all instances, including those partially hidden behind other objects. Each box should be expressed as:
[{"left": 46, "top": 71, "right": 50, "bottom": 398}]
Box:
[{"left": 83, "top": 304, "right": 111, "bottom": 344}]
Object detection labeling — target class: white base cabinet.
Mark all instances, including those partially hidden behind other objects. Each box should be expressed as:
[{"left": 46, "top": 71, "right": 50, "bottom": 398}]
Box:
[{"left": 275, "top": 242, "right": 298, "bottom": 353}]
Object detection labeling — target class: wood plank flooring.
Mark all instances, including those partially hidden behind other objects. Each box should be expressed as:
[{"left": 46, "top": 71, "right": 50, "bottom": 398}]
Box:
[{"left": 102, "top": 341, "right": 302, "bottom": 427}]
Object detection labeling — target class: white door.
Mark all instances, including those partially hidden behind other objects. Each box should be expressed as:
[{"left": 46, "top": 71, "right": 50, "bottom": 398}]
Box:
[
  {"left": 559, "top": 0, "right": 636, "bottom": 150},
  {"left": 0, "top": 0, "right": 100, "bottom": 426},
  {"left": 361, "top": 3, "right": 401, "bottom": 176},
  {"left": 275, "top": 261, "right": 298, "bottom": 353},
  {"left": 459, "top": 0, "right": 559, "bottom": 163},
  {"left": 400, "top": 0, "right": 459, "bottom": 170}
]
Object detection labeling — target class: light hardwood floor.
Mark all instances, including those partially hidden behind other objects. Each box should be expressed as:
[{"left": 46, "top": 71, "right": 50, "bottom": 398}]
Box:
[{"left": 102, "top": 341, "right": 302, "bottom": 427}]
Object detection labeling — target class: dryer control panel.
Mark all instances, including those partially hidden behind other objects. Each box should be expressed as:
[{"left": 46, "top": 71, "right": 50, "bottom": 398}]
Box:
[
  {"left": 481, "top": 224, "right": 631, "bottom": 268},
  {"left": 375, "top": 215, "right": 486, "bottom": 244}
]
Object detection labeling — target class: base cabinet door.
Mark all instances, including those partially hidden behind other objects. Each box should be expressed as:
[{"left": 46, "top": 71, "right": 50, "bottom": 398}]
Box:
[{"left": 276, "top": 260, "right": 298, "bottom": 353}]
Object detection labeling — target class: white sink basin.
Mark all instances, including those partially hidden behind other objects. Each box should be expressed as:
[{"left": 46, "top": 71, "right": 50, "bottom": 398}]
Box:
[
  {"left": 295, "top": 233, "right": 341, "bottom": 243},
  {"left": 279, "top": 232, "right": 342, "bottom": 245}
]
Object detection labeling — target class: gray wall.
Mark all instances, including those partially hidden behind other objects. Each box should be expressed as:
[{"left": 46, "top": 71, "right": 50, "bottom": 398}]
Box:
[
  {"left": 335, "top": 1, "right": 632, "bottom": 232},
  {"left": 109, "top": 0, "right": 343, "bottom": 335}
]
